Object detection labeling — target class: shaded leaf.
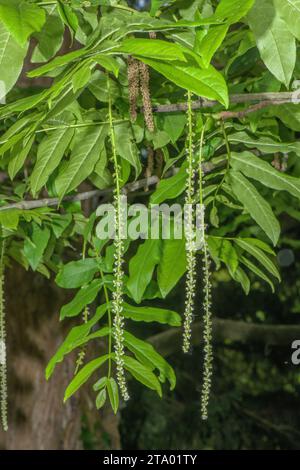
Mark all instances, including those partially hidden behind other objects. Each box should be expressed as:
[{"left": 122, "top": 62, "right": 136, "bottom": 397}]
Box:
[{"left": 229, "top": 170, "right": 280, "bottom": 245}]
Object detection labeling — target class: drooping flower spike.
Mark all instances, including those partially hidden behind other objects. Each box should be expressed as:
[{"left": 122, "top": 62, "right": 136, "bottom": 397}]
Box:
[
  {"left": 183, "top": 91, "right": 197, "bottom": 354},
  {"left": 107, "top": 74, "right": 129, "bottom": 402},
  {"left": 0, "top": 238, "right": 8, "bottom": 431}
]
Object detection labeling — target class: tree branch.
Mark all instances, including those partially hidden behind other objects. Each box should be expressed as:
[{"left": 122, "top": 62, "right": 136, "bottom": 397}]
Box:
[
  {"left": 148, "top": 319, "right": 300, "bottom": 357},
  {"left": 152, "top": 92, "right": 300, "bottom": 114},
  {"left": 0, "top": 161, "right": 217, "bottom": 212},
  {"left": 217, "top": 100, "right": 289, "bottom": 120},
  {"left": 1, "top": 91, "right": 298, "bottom": 211},
  {"left": 0, "top": 175, "right": 162, "bottom": 212}
]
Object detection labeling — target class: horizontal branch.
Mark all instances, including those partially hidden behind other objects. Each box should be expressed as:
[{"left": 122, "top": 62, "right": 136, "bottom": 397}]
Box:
[
  {"left": 0, "top": 175, "right": 159, "bottom": 212},
  {"left": 1, "top": 91, "right": 297, "bottom": 211},
  {"left": 0, "top": 160, "right": 217, "bottom": 212},
  {"left": 217, "top": 99, "right": 289, "bottom": 120},
  {"left": 152, "top": 91, "right": 300, "bottom": 114},
  {"left": 148, "top": 319, "right": 300, "bottom": 356}
]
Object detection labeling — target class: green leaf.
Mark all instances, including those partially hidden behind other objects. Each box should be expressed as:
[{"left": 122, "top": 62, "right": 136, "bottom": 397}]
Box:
[
  {"left": 236, "top": 237, "right": 275, "bottom": 256},
  {"left": 231, "top": 151, "right": 300, "bottom": 201},
  {"left": 28, "top": 48, "right": 87, "bottom": 78},
  {"left": 31, "top": 127, "right": 74, "bottom": 196},
  {"left": 72, "top": 65, "right": 91, "bottom": 93},
  {"left": 93, "top": 376, "right": 107, "bottom": 392},
  {"left": 114, "top": 123, "right": 142, "bottom": 177},
  {"left": 150, "top": 165, "right": 187, "bottom": 204},
  {"left": 157, "top": 238, "right": 186, "bottom": 297},
  {"left": 0, "top": 20, "right": 28, "bottom": 99},
  {"left": 55, "top": 125, "right": 107, "bottom": 200},
  {"left": 94, "top": 54, "right": 120, "bottom": 77},
  {"left": 56, "top": 258, "right": 100, "bottom": 288},
  {"left": 107, "top": 377, "right": 119, "bottom": 414},
  {"left": 90, "top": 169, "right": 113, "bottom": 189},
  {"left": 269, "top": 104, "right": 300, "bottom": 131},
  {"left": 96, "top": 388, "right": 107, "bottom": 410},
  {"left": 210, "top": 206, "right": 219, "bottom": 228},
  {"left": 46, "top": 304, "right": 108, "bottom": 379},
  {"left": 89, "top": 70, "right": 120, "bottom": 103},
  {"left": 198, "top": 24, "right": 228, "bottom": 67},
  {"left": 229, "top": 266, "right": 250, "bottom": 295},
  {"left": 8, "top": 135, "right": 34, "bottom": 180},
  {"left": 240, "top": 255, "right": 275, "bottom": 292},
  {"left": 127, "top": 239, "right": 161, "bottom": 303},
  {"left": 123, "top": 303, "right": 181, "bottom": 327},
  {"left": 24, "top": 223, "right": 50, "bottom": 271},
  {"left": 152, "top": 130, "right": 171, "bottom": 150},
  {"left": 0, "top": 0, "right": 46, "bottom": 46},
  {"left": 123, "top": 356, "right": 162, "bottom": 397},
  {"left": 31, "top": 9, "right": 64, "bottom": 63},
  {"left": 64, "top": 355, "right": 110, "bottom": 401},
  {"left": 150, "top": 0, "right": 176, "bottom": 16},
  {"left": 60, "top": 279, "right": 103, "bottom": 320},
  {"left": 139, "top": 57, "right": 228, "bottom": 107},
  {"left": 229, "top": 132, "right": 300, "bottom": 155},
  {"left": 234, "top": 238, "right": 280, "bottom": 281},
  {"left": 118, "top": 38, "right": 187, "bottom": 61},
  {"left": 274, "top": 0, "right": 300, "bottom": 40},
  {"left": 214, "top": 0, "right": 255, "bottom": 23},
  {"left": 160, "top": 113, "right": 186, "bottom": 144},
  {"left": 124, "top": 331, "right": 176, "bottom": 390},
  {"left": 0, "top": 209, "right": 20, "bottom": 230},
  {"left": 57, "top": 0, "right": 78, "bottom": 35},
  {"left": 229, "top": 170, "right": 280, "bottom": 245},
  {"left": 207, "top": 237, "right": 239, "bottom": 273},
  {"left": 247, "top": 0, "right": 296, "bottom": 86},
  {"left": 51, "top": 213, "right": 72, "bottom": 238}
]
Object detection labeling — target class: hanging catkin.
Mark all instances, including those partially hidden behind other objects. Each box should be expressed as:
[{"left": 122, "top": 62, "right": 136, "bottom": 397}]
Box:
[
  {"left": 183, "top": 91, "right": 196, "bottom": 353},
  {"left": 198, "top": 124, "right": 213, "bottom": 420},
  {"left": 107, "top": 74, "right": 129, "bottom": 401},
  {"left": 0, "top": 238, "right": 8, "bottom": 431},
  {"left": 127, "top": 56, "right": 140, "bottom": 122},
  {"left": 139, "top": 61, "right": 155, "bottom": 132}
]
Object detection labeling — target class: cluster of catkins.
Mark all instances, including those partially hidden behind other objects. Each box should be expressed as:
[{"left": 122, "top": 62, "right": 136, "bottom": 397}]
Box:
[
  {"left": 127, "top": 56, "right": 155, "bottom": 132},
  {"left": 182, "top": 93, "right": 213, "bottom": 420}
]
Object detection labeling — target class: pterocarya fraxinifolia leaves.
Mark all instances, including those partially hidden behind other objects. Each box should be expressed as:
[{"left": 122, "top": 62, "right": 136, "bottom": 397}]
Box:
[{"left": 0, "top": 0, "right": 298, "bottom": 423}]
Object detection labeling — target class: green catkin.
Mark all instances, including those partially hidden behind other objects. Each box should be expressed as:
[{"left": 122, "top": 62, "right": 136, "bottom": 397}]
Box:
[
  {"left": 74, "top": 306, "right": 89, "bottom": 375},
  {"left": 0, "top": 238, "right": 8, "bottom": 431},
  {"left": 198, "top": 125, "right": 213, "bottom": 420},
  {"left": 107, "top": 74, "right": 129, "bottom": 402},
  {"left": 183, "top": 91, "right": 197, "bottom": 354}
]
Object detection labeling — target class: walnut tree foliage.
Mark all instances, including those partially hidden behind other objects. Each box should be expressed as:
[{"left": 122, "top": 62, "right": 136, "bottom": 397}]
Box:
[{"left": 1, "top": 0, "right": 300, "bottom": 426}]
